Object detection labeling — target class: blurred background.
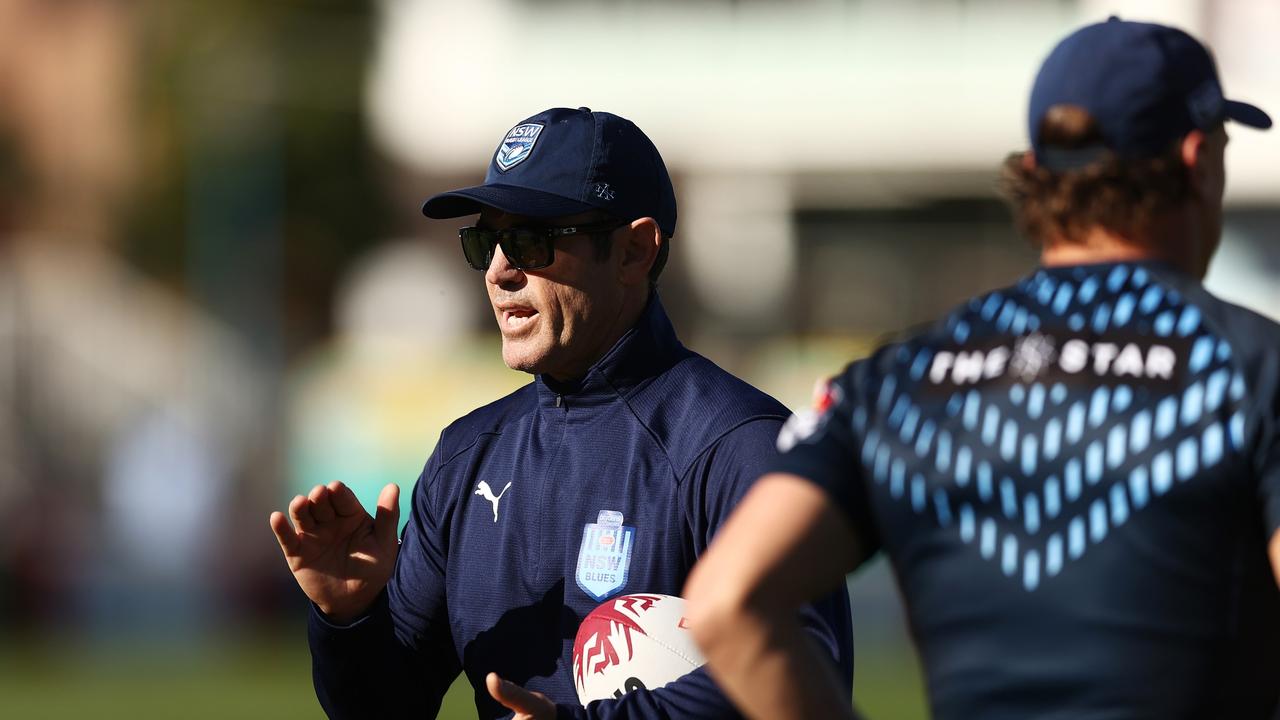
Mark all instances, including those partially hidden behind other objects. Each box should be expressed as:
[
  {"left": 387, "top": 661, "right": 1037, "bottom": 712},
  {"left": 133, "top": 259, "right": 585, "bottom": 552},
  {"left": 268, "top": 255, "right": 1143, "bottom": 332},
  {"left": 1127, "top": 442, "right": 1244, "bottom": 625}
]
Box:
[{"left": 1, "top": 0, "right": 1277, "bottom": 717}]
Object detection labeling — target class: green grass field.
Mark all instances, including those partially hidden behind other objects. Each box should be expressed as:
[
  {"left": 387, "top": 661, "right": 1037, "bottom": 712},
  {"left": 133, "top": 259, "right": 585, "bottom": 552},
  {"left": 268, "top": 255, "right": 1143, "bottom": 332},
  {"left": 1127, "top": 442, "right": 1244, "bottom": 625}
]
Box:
[{"left": 0, "top": 631, "right": 926, "bottom": 719}]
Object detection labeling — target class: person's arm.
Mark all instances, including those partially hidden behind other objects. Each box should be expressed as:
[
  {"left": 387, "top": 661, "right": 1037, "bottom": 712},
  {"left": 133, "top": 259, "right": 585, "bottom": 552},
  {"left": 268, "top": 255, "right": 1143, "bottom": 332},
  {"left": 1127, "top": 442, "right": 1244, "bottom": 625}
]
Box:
[
  {"left": 272, "top": 454, "right": 460, "bottom": 718},
  {"left": 684, "top": 473, "right": 864, "bottom": 720},
  {"left": 313, "top": 459, "right": 462, "bottom": 719},
  {"left": 1263, "top": 423, "right": 1280, "bottom": 588},
  {"left": 307, "top": 587, "right": 446, "bottom": 719},
  {"left": 1256, "top": 352, "right": 1280, "bottom": 588},
  {"left": 270, "top": 480, "right": 426, "bottom": 717},
  {"left": 1270, "top": 530, "right": 1280, "bottom": 588}
]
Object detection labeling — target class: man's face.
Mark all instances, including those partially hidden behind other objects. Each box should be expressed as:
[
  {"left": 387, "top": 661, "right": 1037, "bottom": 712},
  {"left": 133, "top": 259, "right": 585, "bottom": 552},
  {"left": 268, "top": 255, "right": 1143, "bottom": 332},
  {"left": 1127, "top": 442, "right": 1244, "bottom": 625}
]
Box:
[{"left": 478, "top": 209, "right": 628, "bottom": 381}]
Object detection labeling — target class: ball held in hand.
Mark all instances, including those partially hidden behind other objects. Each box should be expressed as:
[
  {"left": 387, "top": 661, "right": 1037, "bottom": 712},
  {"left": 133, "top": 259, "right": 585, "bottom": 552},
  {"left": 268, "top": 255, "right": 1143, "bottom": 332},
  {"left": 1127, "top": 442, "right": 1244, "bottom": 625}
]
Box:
[{"left": 571, "top": 593, "right": 705, "bottom": 704}]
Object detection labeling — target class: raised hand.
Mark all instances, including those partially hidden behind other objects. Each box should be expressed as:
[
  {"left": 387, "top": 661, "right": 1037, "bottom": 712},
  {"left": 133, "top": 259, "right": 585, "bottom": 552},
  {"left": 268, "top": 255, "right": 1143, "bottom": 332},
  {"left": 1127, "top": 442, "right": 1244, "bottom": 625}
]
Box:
[{"left": 269, "top": 481, "right": 400, "bottom": 623}]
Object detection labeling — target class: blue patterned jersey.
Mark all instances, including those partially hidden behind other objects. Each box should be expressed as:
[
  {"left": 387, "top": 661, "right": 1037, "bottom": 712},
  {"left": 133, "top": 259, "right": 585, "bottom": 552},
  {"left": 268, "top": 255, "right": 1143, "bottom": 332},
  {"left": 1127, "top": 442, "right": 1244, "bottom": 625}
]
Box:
[{"left": 775, "top": 262, "right": 1280, "bottom": 719}]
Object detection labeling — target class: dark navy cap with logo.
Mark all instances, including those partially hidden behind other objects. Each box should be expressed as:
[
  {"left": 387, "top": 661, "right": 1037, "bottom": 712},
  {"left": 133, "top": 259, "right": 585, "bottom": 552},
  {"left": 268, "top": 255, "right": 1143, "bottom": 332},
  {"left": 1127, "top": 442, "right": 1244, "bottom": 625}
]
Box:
[
  {"left": 1029, "top": 17, "right": 1271, "bottom": 169},
  {"left": 423, "top": 107, "right": 677, "bottom": 238}
]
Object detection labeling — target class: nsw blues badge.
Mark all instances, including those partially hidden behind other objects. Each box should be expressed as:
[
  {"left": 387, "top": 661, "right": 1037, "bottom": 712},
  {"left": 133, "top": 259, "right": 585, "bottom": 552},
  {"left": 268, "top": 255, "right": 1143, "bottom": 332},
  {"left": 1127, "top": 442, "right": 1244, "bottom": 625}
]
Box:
[
  {"left": 575, "top": 510, "right": 635, "bottom": 601},
  {"left": 494, "top": 123, "right": 544, "bottom": 171}
]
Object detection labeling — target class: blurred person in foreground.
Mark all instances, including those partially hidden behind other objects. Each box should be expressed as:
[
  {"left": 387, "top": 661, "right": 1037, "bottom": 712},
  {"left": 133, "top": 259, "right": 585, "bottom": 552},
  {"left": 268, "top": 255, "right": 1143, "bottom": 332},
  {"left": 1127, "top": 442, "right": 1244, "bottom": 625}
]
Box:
[
  {"left": 269, "top": 107, "right": 853, "bottom": 719},
  {"left": 686, "top": 18, "right": 1280, "bottom": 720}
]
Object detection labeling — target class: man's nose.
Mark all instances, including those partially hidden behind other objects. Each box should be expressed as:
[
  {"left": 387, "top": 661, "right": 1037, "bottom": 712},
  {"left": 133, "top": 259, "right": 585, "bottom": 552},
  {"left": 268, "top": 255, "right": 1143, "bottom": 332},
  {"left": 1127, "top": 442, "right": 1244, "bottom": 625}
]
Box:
[{"left": 485, "top": 242, "right": 524, "bottom": 287}]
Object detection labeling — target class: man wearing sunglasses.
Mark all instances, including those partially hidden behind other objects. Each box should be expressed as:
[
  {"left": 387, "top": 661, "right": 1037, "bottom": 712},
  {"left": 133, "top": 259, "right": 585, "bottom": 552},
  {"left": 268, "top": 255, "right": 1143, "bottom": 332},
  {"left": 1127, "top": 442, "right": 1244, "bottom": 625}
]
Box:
[{"left": 270, "top": 107, "right": 853, "bottom": 719}]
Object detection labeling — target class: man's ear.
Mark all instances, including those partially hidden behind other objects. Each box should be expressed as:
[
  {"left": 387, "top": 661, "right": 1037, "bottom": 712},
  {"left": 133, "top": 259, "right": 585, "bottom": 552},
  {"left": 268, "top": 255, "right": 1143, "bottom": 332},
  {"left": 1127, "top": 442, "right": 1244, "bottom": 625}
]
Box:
[
  {"left": 1180, "top": 129, "right": 1210, "bottom": 200},
  {"left": 617, "top": 217, "right": 662, "bottom": 286}
]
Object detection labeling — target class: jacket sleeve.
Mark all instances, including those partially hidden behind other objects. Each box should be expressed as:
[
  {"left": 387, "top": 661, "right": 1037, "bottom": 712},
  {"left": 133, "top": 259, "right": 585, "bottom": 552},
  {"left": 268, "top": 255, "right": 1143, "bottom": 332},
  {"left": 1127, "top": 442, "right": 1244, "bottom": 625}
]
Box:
[
  {"left": 308, "top": 451, "right": 462, "bottom": 719},
  {"left": 553, "top": 416, "right": 855, "bottom": 720}
]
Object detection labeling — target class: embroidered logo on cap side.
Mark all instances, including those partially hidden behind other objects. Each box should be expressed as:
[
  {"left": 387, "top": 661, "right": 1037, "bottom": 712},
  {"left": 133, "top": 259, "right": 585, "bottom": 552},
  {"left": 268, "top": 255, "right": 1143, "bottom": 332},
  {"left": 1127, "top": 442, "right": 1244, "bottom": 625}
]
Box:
[{"left": 495, "top": 123, "right": 544, "bottom": 172}]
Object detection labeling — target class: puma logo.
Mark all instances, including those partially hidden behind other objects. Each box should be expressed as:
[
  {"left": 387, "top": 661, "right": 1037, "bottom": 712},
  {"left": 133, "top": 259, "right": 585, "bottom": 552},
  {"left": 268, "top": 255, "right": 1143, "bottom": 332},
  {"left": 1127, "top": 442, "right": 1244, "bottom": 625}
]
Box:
[{"left": 474, "top": 481, "right": 513, "bottom": 522}]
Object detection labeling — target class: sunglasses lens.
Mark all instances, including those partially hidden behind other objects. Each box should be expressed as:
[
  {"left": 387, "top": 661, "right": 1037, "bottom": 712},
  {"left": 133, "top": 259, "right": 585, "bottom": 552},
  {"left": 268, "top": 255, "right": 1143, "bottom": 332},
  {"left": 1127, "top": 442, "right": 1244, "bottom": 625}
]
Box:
[
  {"left": 460, "top": 229, "right": 495, "bottom": 270},
  {"left": 504, "top": 229, "right": 552, "bottom": 270}
]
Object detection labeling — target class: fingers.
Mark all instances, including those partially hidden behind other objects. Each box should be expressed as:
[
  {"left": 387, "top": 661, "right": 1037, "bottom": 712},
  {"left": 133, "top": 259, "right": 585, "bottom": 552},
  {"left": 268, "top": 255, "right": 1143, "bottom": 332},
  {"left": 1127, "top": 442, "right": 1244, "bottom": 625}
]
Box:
[
  {"left": 289, "top": 483, "right": 360, "bottom": 534},
  {"left": 374, "top": 483, "right": 401, "bottom": 553},
  {"left": 486, "top": 673, "right": 547, "bottom": 716},
  {"left": 309, "top": 484, "right": 336, "bottom": 523},
  {"left": 327, "top": 481, "right": 364, "bottom": 517},
  {"left": 288, "top": 493, "right": 315, "bottom": 533},
  {"left": 485, "top": 673, "right": 511, "bottom": 708},
  {"left": 268, "top": 511, "right": 301, "bottom": 557}
]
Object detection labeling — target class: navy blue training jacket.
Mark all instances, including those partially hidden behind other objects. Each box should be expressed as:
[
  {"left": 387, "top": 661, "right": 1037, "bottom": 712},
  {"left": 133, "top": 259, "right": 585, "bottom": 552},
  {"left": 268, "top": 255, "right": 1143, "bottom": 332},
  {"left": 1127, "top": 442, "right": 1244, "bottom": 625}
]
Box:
[
  {"left": 309, "top": 295, "right": 854, "bottom": 719},
  {"left": 775, "top": 262, "right": 1280, "bottom": 719}
]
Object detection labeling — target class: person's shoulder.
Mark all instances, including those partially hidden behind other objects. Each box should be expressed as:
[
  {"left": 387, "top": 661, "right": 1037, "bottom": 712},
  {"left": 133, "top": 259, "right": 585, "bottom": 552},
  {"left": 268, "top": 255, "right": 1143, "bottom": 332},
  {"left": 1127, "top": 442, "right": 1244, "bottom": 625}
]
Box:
[
  {"left": 433, "top": 382, "right": 538, "bottom": 465},
  {"left": 1179, "top": 281, "right": 1280, "bottom": 392},
  {"left": 626, "top": 352, "right": 789, "bottom": 473},
  {"left": 636, "top": 350, "right": 789, "bottom": 419},
  {"left": 1186, "top": 282, "right": 1280, "bottom": 349}
]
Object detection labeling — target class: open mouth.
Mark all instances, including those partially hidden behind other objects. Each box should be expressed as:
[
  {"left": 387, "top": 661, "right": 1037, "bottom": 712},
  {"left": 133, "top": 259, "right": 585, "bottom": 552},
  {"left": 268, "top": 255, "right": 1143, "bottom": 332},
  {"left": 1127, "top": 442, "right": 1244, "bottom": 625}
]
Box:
[{"left": 499, "top": 305, "right": 538, "bottom": 331}]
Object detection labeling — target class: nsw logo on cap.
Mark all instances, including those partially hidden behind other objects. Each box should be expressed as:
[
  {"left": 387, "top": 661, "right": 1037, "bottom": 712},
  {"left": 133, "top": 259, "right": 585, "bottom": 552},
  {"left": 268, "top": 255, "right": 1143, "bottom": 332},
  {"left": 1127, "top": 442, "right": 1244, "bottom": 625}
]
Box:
[{"left": 495, "top": 122, "right": 544, "bottom": 172}]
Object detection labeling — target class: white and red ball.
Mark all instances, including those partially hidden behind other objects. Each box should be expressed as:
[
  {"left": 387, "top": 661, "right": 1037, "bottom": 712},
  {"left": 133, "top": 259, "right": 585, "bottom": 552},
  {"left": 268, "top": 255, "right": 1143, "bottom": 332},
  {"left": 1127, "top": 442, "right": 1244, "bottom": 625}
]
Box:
[{"left": 571, "top": 593, "right": 705, "bottom": 704}]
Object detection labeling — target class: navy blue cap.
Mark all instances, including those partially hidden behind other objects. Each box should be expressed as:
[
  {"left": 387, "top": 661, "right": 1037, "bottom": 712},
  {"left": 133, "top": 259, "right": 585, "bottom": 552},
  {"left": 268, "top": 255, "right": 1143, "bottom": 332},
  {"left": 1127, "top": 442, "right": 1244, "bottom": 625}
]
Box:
[
  {"left": 1029, "top": 18, "right": 1271, "bottom": 169},
  {"left": 422, "top": 107, "right": 677, "bottom": 237}
]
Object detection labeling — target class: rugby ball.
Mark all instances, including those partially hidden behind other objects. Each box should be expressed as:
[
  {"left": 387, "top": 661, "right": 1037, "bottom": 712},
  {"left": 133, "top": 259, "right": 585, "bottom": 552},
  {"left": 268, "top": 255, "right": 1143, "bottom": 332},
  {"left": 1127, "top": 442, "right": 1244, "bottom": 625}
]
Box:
[{"left": 571, "top": 593, "right": 705, "bottom": 704}]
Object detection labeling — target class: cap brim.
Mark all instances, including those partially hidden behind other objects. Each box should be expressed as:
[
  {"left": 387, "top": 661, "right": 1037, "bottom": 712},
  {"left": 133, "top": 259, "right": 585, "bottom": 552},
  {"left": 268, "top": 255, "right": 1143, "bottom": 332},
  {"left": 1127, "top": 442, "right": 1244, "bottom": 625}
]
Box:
[
  {"left": 1225, "top": 99, "right": 1272, "bottom": 129},
  {"left": 422, "top": 184, "right": 596, "bottom": 220}
]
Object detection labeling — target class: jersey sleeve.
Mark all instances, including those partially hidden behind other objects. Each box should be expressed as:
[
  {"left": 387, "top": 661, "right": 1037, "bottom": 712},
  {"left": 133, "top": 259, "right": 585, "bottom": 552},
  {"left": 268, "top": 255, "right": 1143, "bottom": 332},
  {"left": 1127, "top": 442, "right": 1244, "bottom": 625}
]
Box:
[
  {"left": 307, "top": 447, "right": 461, "bottom": 719},
  {"left": 1254, "top": 349, "right": 1280, "bottom": 537},
  {"left": 1185, "top": 285, "right": 1280, "bottom": 544},
  {"left": 549, "top": 417, "right": 854, "bottom": 720},
  {"left": 769, "top": 360, "right": 882, "bottom": 556}
]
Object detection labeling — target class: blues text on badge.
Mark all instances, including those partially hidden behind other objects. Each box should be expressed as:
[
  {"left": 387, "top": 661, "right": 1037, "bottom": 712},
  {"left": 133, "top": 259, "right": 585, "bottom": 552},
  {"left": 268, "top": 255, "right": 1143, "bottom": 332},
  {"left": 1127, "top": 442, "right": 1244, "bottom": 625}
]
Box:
[{"left": 576, "top": 510, "right": 635, "bottom": 602}]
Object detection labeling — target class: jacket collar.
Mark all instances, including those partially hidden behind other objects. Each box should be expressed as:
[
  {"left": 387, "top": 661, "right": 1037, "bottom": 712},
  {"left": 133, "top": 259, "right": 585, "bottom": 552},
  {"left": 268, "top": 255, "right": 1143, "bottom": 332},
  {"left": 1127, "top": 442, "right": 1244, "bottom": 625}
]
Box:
[{"left": 535, "top": 293, "right": 686, "bottom": 409}]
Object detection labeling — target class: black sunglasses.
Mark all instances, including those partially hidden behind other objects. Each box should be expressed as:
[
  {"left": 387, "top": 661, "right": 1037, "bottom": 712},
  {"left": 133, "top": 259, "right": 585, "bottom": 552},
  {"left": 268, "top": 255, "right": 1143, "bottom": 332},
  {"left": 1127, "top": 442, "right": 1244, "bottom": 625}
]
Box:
[{"left": 458, "top": 220, "right": 629, "bottom": 271}]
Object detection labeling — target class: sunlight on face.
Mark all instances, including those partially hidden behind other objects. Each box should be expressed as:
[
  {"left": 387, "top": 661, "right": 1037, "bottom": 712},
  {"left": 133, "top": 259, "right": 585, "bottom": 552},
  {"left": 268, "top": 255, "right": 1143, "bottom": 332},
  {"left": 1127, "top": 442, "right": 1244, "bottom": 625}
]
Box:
[{"left": 479, "top": 209, "right": 628, "bottom": 381}]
